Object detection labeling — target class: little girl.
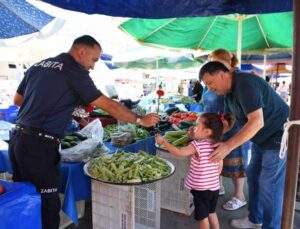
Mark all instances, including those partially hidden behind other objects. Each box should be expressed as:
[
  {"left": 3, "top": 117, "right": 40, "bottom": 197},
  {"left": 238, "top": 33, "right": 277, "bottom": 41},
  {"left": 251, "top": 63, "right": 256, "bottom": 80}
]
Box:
[{"left": 156, "top": 112, "right": 234, "bottom": 229}]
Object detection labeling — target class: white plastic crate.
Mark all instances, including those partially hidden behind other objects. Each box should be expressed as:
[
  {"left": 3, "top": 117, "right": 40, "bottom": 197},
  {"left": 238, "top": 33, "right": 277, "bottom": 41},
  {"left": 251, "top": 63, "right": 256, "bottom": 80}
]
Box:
[
  {"left": 157, "top": 149, "right": 194, "bottom": 216},
  {"left": 92, "top": 179, "right": 161, "bottom": 229},
  {"left": 59, "top": 194, "right": 85, "bottom": 229}
]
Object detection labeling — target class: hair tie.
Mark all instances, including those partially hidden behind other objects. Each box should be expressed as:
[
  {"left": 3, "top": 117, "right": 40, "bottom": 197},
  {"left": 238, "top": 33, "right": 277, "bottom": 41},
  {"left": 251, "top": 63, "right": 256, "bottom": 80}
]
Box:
[{"left": 220, "top": 114, "right": 225, "bottom": 122}]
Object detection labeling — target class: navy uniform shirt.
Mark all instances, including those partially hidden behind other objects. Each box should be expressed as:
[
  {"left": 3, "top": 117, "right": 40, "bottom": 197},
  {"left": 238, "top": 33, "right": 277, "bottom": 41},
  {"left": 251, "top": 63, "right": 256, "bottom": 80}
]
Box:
[
  {"left": 225, "top": 71, "right": 289, "bottom": 149},
  {"left": 16, "top": 53, "right": 102, "bottom": 136}
]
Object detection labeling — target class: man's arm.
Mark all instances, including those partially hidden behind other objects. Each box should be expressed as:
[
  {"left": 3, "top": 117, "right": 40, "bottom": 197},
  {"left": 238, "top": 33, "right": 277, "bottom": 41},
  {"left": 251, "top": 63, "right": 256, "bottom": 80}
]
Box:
[
  {"left": 210, "top": 108, "right": 264, "bottom": 162},
  {"left": 13, "top": 92, "right": 23, "bottom": 106},
  {"left": 91, "top": 95, "right": 159, "bottom": 127}
]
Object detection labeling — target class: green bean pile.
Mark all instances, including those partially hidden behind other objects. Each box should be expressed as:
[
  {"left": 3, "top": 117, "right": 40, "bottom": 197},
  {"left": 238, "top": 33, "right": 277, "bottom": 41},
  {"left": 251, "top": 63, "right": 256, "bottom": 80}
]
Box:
[{"left": 88, "top": 150, "right": 171, "bottom": 183}]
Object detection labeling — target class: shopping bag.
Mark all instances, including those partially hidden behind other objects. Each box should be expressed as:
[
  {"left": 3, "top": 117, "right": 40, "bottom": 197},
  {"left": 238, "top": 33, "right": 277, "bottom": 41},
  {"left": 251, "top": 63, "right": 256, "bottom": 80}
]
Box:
[{"left": 60, "top": 119, "right": 107, "bottom": 162}]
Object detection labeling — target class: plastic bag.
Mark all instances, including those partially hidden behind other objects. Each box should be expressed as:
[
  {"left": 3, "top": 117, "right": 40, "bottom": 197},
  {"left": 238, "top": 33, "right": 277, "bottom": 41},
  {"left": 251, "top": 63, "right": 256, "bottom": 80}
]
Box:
[
  {"left": 0, "top": 180, "right": 41, "bottom": 229},
  {"left": 89, "top": 142, "right": 110, "bottom": 158},
  {"left": 117, "top": 120, "right": 136, "bottom": 137},
  {"left": 111, "top": 132, "right": 133, "bottom": 146},
  {"left": 60, "top": 119, "right": 107, "bottom": 162}
]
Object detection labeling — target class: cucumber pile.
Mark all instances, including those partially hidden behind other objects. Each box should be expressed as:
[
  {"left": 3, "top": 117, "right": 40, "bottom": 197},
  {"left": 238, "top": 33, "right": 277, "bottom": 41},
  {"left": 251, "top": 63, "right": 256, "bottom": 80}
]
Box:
[
  {"left": 61, "top": 132, "right": 88, "bottom": 149},
  {"left": 163, "top": 130, "right": 191, "bottom": 147}
]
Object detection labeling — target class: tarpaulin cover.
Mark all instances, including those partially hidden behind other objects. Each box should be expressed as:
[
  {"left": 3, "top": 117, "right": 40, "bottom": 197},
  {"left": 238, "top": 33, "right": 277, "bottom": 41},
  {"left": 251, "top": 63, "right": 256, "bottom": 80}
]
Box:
[
  {"left": 0, "top": 180, "right": 41, "bottom": 229},
  {"left": 240, "top": 64, "right": 263, "bottom": 74},
  {"left": 242, "top": 53, "right": 292, "bottom": 64},
  {"left": 43, "top": 0, "right": 292, "bottom": 19},
  {"left": 200, "top": 53, "right": 292, "bottom": 64}
]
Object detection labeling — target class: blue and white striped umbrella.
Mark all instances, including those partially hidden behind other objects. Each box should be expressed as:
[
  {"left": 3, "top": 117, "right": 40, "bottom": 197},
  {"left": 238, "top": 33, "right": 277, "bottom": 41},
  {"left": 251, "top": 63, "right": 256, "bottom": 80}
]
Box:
[{"left": 0, "top": 0, "right": 64, "bottom": 46}]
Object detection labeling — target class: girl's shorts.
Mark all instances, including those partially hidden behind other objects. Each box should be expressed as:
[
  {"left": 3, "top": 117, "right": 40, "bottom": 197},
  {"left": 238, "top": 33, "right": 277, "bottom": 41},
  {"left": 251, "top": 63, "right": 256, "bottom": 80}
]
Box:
[{"left": 191, "top": 189, "right": 219, "bottom": 221}]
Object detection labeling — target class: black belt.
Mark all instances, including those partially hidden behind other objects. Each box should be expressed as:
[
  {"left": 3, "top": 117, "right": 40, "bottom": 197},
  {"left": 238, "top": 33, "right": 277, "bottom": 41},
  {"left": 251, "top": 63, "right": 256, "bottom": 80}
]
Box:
[{"left": 15, "top": 124, "right": 60, "bottom": 143}]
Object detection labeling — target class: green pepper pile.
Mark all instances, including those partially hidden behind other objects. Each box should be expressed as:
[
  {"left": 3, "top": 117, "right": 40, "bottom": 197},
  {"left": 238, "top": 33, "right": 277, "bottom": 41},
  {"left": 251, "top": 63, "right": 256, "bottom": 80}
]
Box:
[{"left": 88, "top": 150, "right": 171, "bottom": 183}]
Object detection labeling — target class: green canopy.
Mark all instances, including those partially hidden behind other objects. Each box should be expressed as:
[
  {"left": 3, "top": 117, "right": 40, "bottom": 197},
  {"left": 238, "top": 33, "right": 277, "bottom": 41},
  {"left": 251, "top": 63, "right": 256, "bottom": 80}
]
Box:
[
  {"left": 120, "top": 12, "right": 293, "bottom": 53},
  {"left": 112, "top": 47, "right": 203, "bottom": 70},
  {"left": 113, "top": 57, "right": 202, "bottom": 69}
]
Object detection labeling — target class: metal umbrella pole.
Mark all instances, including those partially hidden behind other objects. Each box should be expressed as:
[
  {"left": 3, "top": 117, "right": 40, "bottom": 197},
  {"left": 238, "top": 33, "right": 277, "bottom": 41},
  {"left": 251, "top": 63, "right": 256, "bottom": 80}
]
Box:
[
  {"left": 275, "top": 63, "right": 279, "bottom": 90},
  {"left": 236, "top": 15, "right": 243, "bottom": 69}
]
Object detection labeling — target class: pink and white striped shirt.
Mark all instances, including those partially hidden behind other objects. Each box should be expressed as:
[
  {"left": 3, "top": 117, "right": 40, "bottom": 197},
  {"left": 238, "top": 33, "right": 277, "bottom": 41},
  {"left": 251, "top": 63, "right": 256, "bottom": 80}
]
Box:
[{"left": 185, "top": 140, "right": 220, "bottom": 191}]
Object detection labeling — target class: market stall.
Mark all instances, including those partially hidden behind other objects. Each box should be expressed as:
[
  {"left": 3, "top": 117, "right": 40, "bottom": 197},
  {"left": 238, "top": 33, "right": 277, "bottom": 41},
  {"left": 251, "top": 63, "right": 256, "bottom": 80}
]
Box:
[
  {"left": 0, "top": 135, "right": 157, "bottom": 226},
  {"left": 0, "top": 98, "right": 200, "bottom": 226}
]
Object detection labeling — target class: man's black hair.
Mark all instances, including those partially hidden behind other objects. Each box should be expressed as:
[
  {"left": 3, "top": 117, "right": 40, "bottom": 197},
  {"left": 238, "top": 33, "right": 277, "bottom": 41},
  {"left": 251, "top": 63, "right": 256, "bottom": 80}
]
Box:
[
  {"left": 199, "top": 61, "right": 229, "bottom": 81},
  {"left": 72, "top": 35, "right": 101, "bottom": 49}
]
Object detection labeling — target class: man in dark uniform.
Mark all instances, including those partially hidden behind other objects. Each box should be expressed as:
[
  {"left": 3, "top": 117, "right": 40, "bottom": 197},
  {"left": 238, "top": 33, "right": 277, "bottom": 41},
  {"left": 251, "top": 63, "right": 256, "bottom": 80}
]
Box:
[
  {"left": 199, "top": 62, "right": 289, "bottom": 229},
  {"left": 9, "top": 35, "right": 159, "bottom": 229}
]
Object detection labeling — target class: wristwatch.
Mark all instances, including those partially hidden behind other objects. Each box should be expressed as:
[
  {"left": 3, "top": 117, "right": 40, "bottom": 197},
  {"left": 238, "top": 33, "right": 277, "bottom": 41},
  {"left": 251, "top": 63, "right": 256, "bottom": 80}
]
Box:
[{"left": 135, "top": 114, "right": 143, "bottom": 125}]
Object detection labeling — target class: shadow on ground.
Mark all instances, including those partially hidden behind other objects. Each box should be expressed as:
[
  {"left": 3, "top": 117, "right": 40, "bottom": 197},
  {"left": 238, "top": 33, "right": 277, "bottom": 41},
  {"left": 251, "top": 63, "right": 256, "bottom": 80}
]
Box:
[{"left": 67, "top": 177, "right": 300, "bottom": 229}]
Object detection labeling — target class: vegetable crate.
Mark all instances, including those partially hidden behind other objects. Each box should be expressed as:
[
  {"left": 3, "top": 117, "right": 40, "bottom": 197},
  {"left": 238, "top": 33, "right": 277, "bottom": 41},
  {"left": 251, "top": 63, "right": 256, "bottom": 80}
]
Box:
[
  {"left": 157, "top": 149, "right": 194, "bottom": 216},
  {"left": 92, "top": 180, "right": 161, "bottom": 229}
]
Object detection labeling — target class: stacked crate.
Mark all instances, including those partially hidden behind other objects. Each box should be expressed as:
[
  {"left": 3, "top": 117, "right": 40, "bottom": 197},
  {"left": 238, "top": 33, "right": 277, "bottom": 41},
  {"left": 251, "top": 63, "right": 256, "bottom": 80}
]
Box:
[
  {"left": 157, "top": 149, "right": 194, "bottom": 216},
  {"left": 92, "top": 180, "right": 161, "bottom": 229}
]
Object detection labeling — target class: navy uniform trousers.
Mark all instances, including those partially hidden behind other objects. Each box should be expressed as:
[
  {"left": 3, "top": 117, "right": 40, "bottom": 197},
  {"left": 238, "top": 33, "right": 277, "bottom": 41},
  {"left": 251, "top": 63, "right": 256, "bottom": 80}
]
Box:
[{"left": 9, "top": 128, "right": 61, "bottom": 229}]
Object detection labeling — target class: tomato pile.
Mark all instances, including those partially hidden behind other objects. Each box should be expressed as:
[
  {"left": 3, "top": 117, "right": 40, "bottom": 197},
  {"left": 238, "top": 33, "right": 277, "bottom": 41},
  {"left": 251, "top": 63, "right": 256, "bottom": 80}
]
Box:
[{"left": 166, "top": 112, "right": 198, "bottom": 126}]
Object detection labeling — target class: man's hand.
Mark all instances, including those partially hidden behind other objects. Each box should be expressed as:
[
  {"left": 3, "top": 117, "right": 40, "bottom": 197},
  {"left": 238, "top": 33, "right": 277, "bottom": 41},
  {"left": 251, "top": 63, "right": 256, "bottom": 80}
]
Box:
[
  {"left": 92, "top": 96, "right": 160, "bottom": 126},
  {"left": 211, "top": 108, "right": 264, "bottom": 163},
  {"left": 210, "top": 142, "right": 232, "bottom": 163},
  {"left": 139, "top": 113, "right": 160, "bottom": 127}
]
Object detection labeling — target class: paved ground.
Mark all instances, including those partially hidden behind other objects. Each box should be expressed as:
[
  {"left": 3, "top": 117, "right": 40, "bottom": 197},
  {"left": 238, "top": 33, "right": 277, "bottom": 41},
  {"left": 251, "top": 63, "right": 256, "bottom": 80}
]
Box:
[{"left": 66, "top": 177, "right": 300, "bottom": 229}]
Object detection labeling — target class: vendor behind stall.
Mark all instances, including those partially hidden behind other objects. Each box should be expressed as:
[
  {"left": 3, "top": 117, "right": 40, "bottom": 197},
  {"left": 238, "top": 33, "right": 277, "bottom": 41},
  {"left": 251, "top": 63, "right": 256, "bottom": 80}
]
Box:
[{"left": 9, "top": 35, "right": 159, "bottom": 229}]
